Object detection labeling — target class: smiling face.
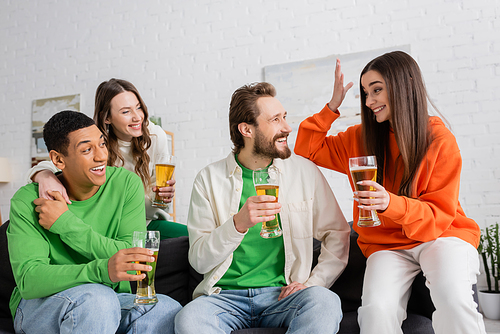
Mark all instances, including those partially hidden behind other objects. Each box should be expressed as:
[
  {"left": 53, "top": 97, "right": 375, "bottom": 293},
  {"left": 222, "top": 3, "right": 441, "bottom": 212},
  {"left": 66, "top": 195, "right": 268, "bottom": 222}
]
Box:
[
  {"left": 106, "top": 91, "right": 145, "bottom": 141},
  {"left": 252, "top": 96, "right": 292, "bottom": 160},
  {"left": 56, "top": 125, "right": 108, "bottom": 200},
  {"left": 361, "top": 70, "right": 392, "bottom": 124}
]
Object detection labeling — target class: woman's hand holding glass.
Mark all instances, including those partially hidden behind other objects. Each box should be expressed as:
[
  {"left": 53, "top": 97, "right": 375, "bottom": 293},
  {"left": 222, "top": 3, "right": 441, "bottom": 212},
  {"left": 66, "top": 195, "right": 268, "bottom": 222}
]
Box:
[
  {"left": 353, "top": 180, "right": 390, "bottom": 212},
  {"left": 152, "top": 155, "right": 176, "bottom": 208},
  {"left": 152, "top": 179, "right": 176, "bottom": 204}
]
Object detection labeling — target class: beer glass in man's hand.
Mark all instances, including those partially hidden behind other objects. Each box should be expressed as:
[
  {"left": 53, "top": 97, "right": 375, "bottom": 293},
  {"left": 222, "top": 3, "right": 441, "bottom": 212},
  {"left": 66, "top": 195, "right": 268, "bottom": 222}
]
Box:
[
  {"left": 253, "top": 166, "right": 283, "bottom": 238},
  {"left": 152, "top": 155, "right": 176, "bottom": 209},
  {"left": 349, "top": 156, "right": 381, "bottom": 227},
  {"left": 133, "top": 231, "right": 160, "bottom": 305}
]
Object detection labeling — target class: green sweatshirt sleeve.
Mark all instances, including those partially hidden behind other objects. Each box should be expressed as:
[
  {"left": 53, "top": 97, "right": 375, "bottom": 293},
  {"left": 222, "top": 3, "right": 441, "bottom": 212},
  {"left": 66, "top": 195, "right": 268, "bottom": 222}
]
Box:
[
  {"left": 8, "top": 195, "right": 115, "bottom": 301},
  {"left": 50, "top": 173, "right": 147, "bottom": 260}
]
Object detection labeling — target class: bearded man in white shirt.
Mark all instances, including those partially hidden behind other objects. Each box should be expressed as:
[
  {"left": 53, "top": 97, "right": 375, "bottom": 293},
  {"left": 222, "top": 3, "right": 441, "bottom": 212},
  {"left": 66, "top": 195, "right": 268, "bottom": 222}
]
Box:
[{"left": 174, "top": 82, "right": 350, "bottom": 334}]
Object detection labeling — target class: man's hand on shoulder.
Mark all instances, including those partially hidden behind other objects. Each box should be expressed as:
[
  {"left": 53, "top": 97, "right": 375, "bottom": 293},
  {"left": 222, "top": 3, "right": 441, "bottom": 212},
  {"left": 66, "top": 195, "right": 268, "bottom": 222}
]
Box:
[
  {"left": 33, "top": 190, "right": 69, "bottom": 230},
  {"left": 108, "top": 247, "right": 155, "bottom": 283},
  {"left": 233, "top": 195, "right": 281, "bottom": 233}
]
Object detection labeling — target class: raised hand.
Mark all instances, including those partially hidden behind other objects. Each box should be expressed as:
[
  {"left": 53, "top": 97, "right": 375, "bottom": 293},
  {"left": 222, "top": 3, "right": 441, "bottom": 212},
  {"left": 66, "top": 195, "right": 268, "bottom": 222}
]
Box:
[{"left": 328, "top": 58, "right": 354, "bottom": 112}]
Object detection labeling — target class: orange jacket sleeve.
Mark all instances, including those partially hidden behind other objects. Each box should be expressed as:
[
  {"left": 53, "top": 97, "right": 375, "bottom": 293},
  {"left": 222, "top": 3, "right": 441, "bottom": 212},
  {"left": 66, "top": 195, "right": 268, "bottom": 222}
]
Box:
[{"left": 294, "top": 104, "right": 362, "bottom": 176}]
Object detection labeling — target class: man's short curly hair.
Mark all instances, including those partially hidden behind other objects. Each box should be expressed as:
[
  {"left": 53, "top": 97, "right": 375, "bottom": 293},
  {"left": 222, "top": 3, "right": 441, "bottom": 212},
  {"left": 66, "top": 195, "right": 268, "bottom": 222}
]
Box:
[{"left": 43, "top": 110, "right": 95, "bottom": 156}]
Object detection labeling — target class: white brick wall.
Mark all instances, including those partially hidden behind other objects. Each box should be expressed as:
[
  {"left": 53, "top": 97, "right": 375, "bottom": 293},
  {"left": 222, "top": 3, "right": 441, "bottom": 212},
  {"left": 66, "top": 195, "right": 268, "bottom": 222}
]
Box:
[{"left": 0, "top": 0, "right": 499, "bottom": 235}]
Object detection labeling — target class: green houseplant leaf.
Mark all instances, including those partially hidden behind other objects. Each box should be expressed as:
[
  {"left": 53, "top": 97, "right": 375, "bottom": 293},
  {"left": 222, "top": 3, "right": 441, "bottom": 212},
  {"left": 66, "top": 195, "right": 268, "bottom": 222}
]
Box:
[{"left": 479, "top": 223, "right": 500, "bottom": 293}]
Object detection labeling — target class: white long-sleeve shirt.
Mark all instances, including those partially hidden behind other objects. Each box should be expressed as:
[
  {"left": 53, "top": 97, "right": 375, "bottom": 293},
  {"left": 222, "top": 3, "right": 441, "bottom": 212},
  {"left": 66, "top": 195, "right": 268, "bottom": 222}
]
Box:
[
  {"left": 26, "top": 123, "right": 171, "bottom": 223},
  {"left": 187, "top": 153, "right": 350, "bottom": 298}
]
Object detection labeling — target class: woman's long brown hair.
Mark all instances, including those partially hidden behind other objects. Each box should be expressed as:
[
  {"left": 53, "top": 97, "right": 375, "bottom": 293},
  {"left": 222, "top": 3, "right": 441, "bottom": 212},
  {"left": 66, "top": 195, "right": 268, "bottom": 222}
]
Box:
[
  {"left": 94, "top": 79, "right": 152, "bottom": 190},
  {"left": 360, "top": 51, "right": 432, "bottom": 197}
]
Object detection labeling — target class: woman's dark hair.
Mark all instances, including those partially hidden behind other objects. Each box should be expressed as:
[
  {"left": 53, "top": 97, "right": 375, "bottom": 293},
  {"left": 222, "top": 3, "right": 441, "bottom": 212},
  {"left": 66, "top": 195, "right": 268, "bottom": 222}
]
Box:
[
  {"left": 43, "top": 110, "right": 95, "bottom": 155},
  {"left": 229, "top": 82, "right": 276, "bottom": 154},
  {"left": 360, "top": 51, "right": 432, "bottom": 197},
  {"left": 94, "top": 79, "right": 152, "bottom": 189}
]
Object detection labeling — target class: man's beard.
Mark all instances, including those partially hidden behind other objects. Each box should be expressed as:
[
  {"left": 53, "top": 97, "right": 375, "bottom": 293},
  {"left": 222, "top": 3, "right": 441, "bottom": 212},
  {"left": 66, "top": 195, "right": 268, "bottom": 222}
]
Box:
[{"left": 252, "top": 128, "right": 291, "bottom": 160}]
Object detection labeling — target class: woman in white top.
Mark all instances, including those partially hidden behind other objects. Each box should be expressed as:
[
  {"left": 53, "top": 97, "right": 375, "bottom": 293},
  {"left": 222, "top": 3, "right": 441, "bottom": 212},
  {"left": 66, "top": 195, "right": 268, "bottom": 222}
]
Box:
[{"left": 29, "top": 78, "right": 187, "bottom": 238}]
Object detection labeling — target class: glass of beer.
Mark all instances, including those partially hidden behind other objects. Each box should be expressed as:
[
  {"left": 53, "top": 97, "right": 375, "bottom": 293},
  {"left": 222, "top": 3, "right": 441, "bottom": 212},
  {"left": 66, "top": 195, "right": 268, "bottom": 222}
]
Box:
[
  {"left": 349, "top": 156, "right": 381, "bottom": 227},
  {"left": 133, "top": 230, "right": 160, "bottom": 305},
  {"left": 152, "top": 155, "right": 176, "bottom": 208},
  {"left": 253, "top": 166, "right": 282, "bottom": 239}
]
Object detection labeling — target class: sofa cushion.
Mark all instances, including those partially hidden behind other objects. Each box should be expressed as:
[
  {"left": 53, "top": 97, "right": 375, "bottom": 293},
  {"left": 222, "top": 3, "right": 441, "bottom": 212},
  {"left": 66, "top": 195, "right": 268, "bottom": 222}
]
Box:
[
  {"left": 338, "top": 312, "right": 434, "bottom": 334},
  {"left": 407, "top": 272, "right": 436, "bottom": 318},
  {"left": 330, "top": 227, "right": 366, "bottom": 313},
  {"left": 232, "top": 329, "right": 286, "bottom": 334}
]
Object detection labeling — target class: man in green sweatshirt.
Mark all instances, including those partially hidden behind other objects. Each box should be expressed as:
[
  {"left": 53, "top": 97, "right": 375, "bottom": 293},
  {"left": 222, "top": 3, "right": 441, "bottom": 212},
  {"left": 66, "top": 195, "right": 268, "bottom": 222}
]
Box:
[{"left": 7, "top": 110, "right": 181, "bottom": 333}]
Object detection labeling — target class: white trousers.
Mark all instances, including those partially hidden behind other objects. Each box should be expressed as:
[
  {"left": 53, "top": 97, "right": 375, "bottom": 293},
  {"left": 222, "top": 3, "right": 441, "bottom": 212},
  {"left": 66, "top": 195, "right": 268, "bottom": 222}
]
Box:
[{"left": 358, "top": 237, "right": 486, "bottom": 334}]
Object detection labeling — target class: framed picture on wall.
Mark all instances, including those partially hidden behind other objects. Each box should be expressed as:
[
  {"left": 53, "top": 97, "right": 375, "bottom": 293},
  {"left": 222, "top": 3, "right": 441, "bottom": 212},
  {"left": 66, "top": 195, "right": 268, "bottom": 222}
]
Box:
[{"left": 31, "top": 94, "right": 81, "bottom": 167}]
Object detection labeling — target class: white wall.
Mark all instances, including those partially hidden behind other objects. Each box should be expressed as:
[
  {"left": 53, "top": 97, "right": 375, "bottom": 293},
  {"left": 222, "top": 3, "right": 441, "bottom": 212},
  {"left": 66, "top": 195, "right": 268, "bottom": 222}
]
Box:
[{"left": 0, "top": 0, "right": 499, "bottom": 230}]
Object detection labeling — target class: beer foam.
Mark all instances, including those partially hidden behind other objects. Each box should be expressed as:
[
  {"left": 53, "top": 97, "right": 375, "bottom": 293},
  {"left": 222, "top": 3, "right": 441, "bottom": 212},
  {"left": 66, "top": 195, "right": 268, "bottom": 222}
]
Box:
[{"left": 349, "top": 166, "right": 377, "bottom": 172}]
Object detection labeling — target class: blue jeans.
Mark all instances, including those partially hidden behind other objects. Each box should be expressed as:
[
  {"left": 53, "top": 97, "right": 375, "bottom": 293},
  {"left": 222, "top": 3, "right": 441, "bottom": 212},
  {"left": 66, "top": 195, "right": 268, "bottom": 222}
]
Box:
[
  {"left": 14, "top": 283, "right": 182, "bottom": 334},
  {"left": 174, "top": 286, "right": 342, "bottom": 334}
]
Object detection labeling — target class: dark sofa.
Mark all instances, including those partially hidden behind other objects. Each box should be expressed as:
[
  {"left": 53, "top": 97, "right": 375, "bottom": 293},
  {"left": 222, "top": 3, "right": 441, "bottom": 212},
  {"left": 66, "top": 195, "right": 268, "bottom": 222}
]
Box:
[{"left": 0, "top": 220, "right": 435, "bottom": 334}]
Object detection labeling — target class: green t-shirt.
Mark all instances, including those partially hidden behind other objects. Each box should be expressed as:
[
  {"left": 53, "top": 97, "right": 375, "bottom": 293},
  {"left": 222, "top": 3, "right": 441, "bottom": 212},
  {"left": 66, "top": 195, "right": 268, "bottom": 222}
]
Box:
[
  {"left": 7, "top": 167, "right": 146, "bottom": 318},
  {"left": 216, "top": 157, "right": 286, "bottom": 290}
]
